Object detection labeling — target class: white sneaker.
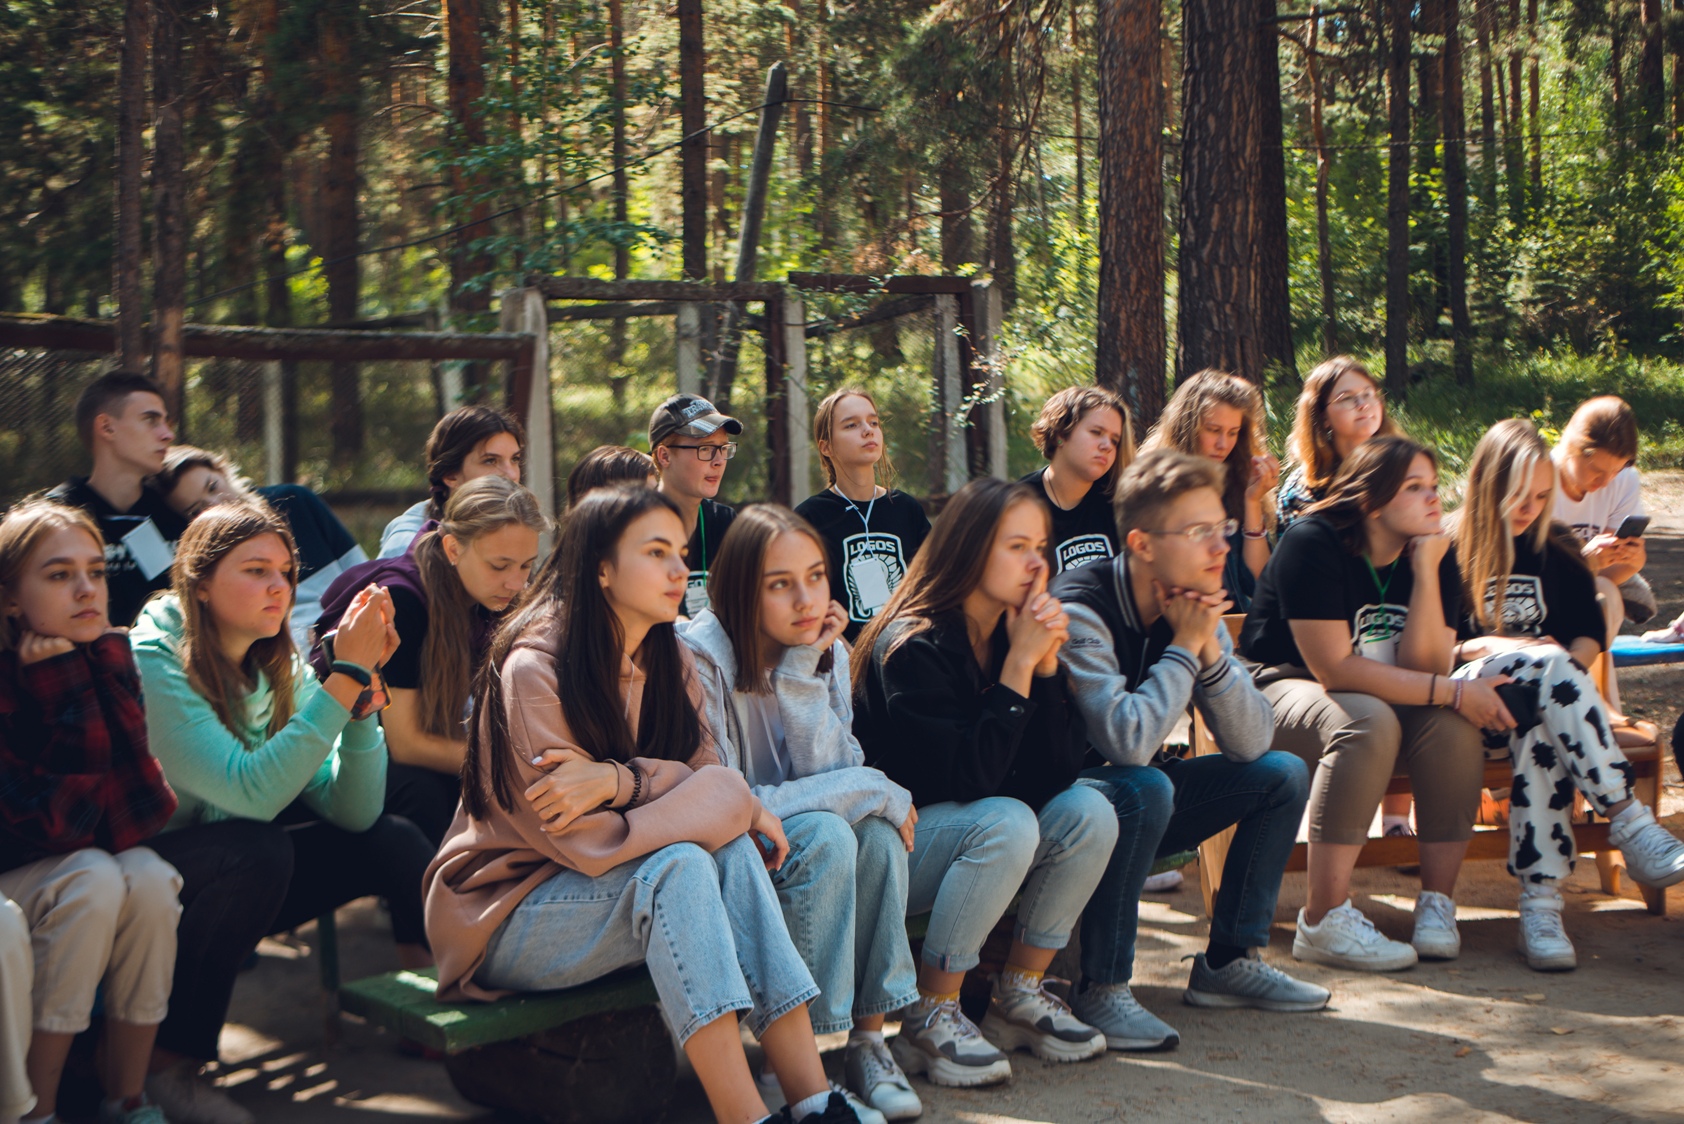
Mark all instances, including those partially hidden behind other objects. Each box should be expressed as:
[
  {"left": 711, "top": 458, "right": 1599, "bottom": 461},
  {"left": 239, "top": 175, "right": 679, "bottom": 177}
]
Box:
[
  {"left": 979, "top": 976, "right": 1107, "bottom": 1063},
  {"left": 1142, "top": 869, "right": 1185, "bottom": 893},
  {"left": 843, "top": 1037, "right": 922, "bottom": 1121},
  {"left": 831, "top": 1081, "right": 887, "bottom": 1124},
  {"left": 1610, "top": 804, "right": 1684, "bottom": 888},
  {"left": 1517, "top": 886, "right": 1577, "bottom": 971},
  {"left": 1410, "top": 891, "right": 1461, "bottom": 960},
  {"left": 146, "top": 1064, "right": 255, "bottom": 1124},
  {"left": 1292, "top": 901, "right": 1418, "bottom": 972}
]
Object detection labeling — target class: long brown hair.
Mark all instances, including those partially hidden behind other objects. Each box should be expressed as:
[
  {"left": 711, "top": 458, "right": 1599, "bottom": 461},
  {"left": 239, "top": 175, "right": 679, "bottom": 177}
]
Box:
[
  {"left": 1140, "top": 369, "right": 1267, "bottom": 521},
  {"left": 1030, "top": 386, "right": 1136, "bottom": 498},
  {"left": 1453, "top": 419, "right": 1568, "bottom": 631},
  {"left": 1305, "top": 434, "right": 1437, "bottom": 555},
  {"left": 850, "top": 477, "right": 1047, "bottom": 695},
  {"left": 463, "top": 486, "right": 703, "bottom": 819},
  {"left": 1287, "top": 356, "right": 1402, "bottom": 493},
  {"left": 566, "top": 445, "right": 656, "bottom": 507},
  {"left": 708, "top": 504, "right": 835, "bottom": 693},
  {"left": 0, "top": 499, "right": 105, "bottom": 653},
  {"left": 412, "top": 475, "right": 548, "bottom": 738},
  {"left": 422, "top": 405, "right": 526, "bottom": 519},
  {"left": 171, "top": 499, "right": 300, "bottom": 743},
  {"left": 813, "top": 387, "right": 900, "bottom": 489}
]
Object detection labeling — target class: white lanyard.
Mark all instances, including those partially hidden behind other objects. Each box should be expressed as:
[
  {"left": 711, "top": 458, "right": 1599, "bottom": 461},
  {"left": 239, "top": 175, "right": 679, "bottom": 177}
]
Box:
[{"left": 832, "top": 485, "right": 878, "bottom": 535}]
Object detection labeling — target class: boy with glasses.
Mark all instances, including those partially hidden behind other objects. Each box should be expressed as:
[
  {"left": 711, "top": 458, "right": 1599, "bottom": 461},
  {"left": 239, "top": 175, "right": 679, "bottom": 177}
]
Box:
[
  {"left": 1052, "top": 449, "right": 1326, "bottom": 1052},
  {"left": 649, "top": 394, "right": 744, "bottom": 616}
]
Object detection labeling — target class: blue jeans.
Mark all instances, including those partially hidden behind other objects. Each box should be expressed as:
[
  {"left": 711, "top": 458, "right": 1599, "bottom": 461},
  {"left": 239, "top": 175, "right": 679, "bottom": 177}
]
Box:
[
  {"left": 771, "top": 812, "right": 920, "bottom": 1034},
  {"left": 477, "top": 835, "right": 820, "bottom": 1047},
  {"left": 905, "top": 786, "right": 1118, "bottom": 973},
  {"left": 1077, "top": 751, "right": 1309, "bottom": 986}
]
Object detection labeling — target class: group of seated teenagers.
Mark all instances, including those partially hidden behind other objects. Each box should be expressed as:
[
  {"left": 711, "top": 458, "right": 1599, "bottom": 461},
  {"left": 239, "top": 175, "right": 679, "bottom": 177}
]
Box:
[{"left": 3, "top": 362, "right": 1681, "bottom": 1124}]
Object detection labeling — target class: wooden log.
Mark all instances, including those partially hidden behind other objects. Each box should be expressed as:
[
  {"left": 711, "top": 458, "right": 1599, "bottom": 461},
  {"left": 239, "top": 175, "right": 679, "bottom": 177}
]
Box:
[
  {"left": 525, "top": 276, "right": 782, "bottom": 303},
  {"left": 443, "top": 1006, "right": 677, "bottom": 1124},
  {"left": 0, "top": 314, "right": 527, "bottom": 362},
  {"left": 786, "top": 271, "right": 974, "bottom": 295},
  {"left": 547, "top": 301, "right": 679, "bottom": 322}
]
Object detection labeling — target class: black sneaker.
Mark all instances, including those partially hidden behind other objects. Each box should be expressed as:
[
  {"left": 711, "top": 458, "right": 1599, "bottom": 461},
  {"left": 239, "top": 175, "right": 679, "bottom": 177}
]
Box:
[{"left": 791, "top": 1092, "right": 862, "bottom": 1124}]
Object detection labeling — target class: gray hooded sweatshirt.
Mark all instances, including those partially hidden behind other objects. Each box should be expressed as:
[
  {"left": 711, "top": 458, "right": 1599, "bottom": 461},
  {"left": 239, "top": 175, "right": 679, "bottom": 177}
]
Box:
[{"left": 678, "top": 611, "right": 913, "bottom": 827}]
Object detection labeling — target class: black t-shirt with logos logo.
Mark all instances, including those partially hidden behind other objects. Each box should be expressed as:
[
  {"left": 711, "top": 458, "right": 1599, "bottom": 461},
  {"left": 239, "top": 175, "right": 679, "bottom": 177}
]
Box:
[
  {"left": 1240, "top": 514, "right": 1462, "bottom": 668},
  {"left": 682, "top": 498, "right": 736, "bottom": 618},
  {"left": 795, "top": 488, "right": 931, "bottom": 642},
  {"left": 1459, "top": 530, "right": 1603, "bottom": 652},
  {"left": 1018, "top": 469, "right": 1119, "bottom": 575},
  {"left": 45, "top": 477, "right": 189, "bottom": 628}
]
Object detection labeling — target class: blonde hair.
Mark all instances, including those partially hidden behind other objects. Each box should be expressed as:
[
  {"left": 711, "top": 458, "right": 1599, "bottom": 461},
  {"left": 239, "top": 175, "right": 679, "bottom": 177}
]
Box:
[
  {"left": 0, "top": 499, "right": 106, "bottom": 653},
  {"left": 171, "top": 499, "right": 300, "bottom": 742},
  {"left": 1287, "top": 357, "right": 1402, "bottom": 493},
  {"left": 1453, "top": 419, "right": 1556, "bottom": 631},
  {"left": 1029, "top": 386, "right": 1136, "bottom": 497},
  {"left": 1113, "top": 449, "right": 1227, "bottom": 539},
  {"left": 1140, "top": 369, "right": 1267, "bottom": 521},
  {"left": 412, "top": 475, "right": 550, "bottom": 738},
  {"left": 812, "top": 387, "right": 899, "bottom": 488}
]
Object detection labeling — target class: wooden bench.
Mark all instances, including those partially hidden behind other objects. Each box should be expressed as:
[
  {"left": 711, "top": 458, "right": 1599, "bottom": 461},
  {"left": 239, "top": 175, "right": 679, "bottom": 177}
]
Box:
[{"left": 1195, "top": 617, "right": 1669, "bottom": 919}]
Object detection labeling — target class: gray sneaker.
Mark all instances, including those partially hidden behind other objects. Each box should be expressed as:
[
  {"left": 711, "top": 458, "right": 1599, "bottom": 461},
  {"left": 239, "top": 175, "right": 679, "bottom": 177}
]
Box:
[
  {"left": 1183, "top": 951, "right": 1331, "bottom": 1012},
  {"left": 889, "top": 1000, "right": 1012, "bottom": 1088},
  {"left": 1069, "top": 980, "right": 1179, "bottom": 1051},
  {"left": 843, "top": 1037, "right": 923, "bottom": 1121}
]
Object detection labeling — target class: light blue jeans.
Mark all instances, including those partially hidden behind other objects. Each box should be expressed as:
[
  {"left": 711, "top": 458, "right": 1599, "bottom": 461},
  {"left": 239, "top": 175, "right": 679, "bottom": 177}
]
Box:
[
  {"left": 770, "top": 812, "right": 920, "bottom": 1034},
  {"left": 905, "top": 787, "right": 1118, "bottom": 972},
  {"left": 477, "top": 835, "right": 820, "bottom": 1047}
]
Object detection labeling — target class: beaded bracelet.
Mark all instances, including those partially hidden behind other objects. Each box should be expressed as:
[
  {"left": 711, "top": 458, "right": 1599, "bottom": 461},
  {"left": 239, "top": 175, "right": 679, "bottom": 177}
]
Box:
[{"left": 626, "top": 762, "right": 645, "bottom": 808}]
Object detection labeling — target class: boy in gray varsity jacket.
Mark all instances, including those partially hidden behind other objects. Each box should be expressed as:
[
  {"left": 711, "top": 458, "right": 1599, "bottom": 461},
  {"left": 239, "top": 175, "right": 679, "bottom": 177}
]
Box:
[{"left": 1052, "top": 449, "right": 1328, "bottom": 1051}]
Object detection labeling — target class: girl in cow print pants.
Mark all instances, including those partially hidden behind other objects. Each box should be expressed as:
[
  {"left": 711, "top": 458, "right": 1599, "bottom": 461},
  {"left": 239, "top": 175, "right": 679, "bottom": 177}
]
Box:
[{"left": 1451, "top": 419, "right": 1684, "bottom": 971}]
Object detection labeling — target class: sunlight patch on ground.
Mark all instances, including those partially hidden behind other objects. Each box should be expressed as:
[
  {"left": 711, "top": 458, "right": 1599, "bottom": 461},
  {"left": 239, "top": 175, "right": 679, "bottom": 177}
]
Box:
[
  {"left": 1370, "top": 893, "right": 1520, "bottom": 921},
  {"left": 1138, "top": 900, "right": 1203, "bottom": 925}
]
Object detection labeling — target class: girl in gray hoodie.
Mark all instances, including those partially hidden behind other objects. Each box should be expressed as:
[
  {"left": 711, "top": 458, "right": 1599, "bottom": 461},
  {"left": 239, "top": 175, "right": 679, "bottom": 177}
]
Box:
[{"left": 680, "top": 505, "right": 923, "bottom": 1123}]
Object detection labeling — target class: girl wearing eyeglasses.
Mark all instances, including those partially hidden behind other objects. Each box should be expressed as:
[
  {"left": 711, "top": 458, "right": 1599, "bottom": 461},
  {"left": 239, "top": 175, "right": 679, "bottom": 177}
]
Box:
[
  {"left": 1277, "top": 357, "right": 1401, "bottom": 534},
  {"left": 1238, "top": 436, "right": 1490, "bottom": 973},
  {"left": 1139, "top": 371, "right": 1278, "bottom": 611}
]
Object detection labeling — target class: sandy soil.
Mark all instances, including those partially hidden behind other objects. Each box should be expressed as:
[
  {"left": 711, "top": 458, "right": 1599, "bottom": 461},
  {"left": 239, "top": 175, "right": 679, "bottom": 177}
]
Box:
[{"left": 207, "top": 476, "right": 1684, "bottom": 1124}]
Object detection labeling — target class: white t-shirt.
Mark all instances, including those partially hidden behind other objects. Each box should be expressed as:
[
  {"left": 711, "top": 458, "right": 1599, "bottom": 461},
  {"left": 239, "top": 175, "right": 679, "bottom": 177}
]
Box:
[
  {"left": 737, "top": 689, "right": 790, "bottom": 788},
  {"left": 1550, "top": 457, "right": 1644, "bottom": 543}
]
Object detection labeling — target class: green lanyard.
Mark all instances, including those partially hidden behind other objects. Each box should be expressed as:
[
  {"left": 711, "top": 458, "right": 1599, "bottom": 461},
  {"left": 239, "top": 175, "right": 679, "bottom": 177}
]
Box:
[
  {"left": 1363, "top": 555, "right": 1400, "bottom": 603},
  {"left": 696, "top": 505, "right": 708, "bottom": 573}
]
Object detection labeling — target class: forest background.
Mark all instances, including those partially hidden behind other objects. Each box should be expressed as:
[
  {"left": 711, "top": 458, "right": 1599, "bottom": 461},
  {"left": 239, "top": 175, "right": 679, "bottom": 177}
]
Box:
[{"left": 4, "top": 0, "right": 1684, "bottom": 516}]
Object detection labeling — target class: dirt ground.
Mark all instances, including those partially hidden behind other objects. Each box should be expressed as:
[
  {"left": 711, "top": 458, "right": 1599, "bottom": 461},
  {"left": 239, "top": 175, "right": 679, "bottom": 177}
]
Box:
[{"left": 206, "top": 477, "right": 1684, "bottom": 1124}]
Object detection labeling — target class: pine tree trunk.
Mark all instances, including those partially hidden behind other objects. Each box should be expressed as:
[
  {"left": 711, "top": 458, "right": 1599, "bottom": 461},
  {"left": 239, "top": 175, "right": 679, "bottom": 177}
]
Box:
[
  {"left": 939, "top": 161, "right": 975, "bottom": 270},
  {"left": 1505, "top": 9, "right": 1526, "bottom": 221},
  {"left": 608, "top": 0, "right": 629, "bottom": 369},
  {"left": 1673, "top": 0, "right": 1683, "bottom": 142},
  {"left": 321, "top": 0, "right": 363, "bottom": 460},
  {"left": 1475, "top": 0, "right": 1498, "bottom": 210},
  {"left": 1527, "top": 0, "right": 1542, "bottom": 190},
  {"left": 1638, "top": 0, "right": 1665, "bottom": 140},
  {"left": 115, "top": 0, "right": 148, "bottom": 371},
  {"left": 1071, "top": 3, "right": 1086, "bottom": 221},
  {"left": 150, "top": 0, "right": 187, "bottom": 423},
  {"left": 1307, "top": 14, "right": 1336, "bottom": 357},
  {"left": 1255, "top": 0, "right": 1295, "bottom": 381},
  {"left": 1385, "top": 0, "right": 1412, "bottom": 396},
  {"left": 677, "top": 0, "right": 707, "bottom": 279},
  {"left": 443, "top": 0, "right": 494, "bottom": 395},
  {"left": 1178, "top": 0, "right": 1262, "bottom": 381},
  {"left": 991, "top": 59, "right": 1018, "bottom": 309},
  {"left": 1094, "top": 0, "right": 1167, "bottom": 429},
  {"left": 1442, "top": 0, "right": 1474, "bottom": 385}
]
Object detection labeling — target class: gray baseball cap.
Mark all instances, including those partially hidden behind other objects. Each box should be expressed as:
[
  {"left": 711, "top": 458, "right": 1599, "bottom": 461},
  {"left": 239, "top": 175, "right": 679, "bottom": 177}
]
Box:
[{"left": 649, "top": 394, "right": 744, "bottom": 445}]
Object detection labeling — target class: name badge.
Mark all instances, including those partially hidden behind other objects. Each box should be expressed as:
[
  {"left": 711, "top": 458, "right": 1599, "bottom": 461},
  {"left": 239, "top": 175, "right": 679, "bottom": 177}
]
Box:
[
  {"left": 123, "top": 518, "right": 176, "bottom": 580},
  {"left": 686, "top": 572, "right": 711, "bottom": 615}
]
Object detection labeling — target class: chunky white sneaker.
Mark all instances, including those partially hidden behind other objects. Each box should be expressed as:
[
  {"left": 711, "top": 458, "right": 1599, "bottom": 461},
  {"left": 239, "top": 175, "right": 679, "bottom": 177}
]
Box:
[
  {"left": 1610, "top": 804, "right": 1684, "bottom": 888},
  {"left": 843, "top": 1037, "right": 922, "bottom": 1121},
  {"left": 1182, "top": 950, "right": 1331, "bottom": 1012},
  {"left": 979, "top": 977, "right": 1106, "bottom": 1063},
  {"left": 1410, "top": 891, "right": 1461, "bottom": 960},
  {"left": 1292, "top": 901, "right": 1418, "bottom": 972},
  {"left": 1069, "top": 980, "right": 1180, "bottom": 1051},
  {"left": 145, "top": 1064, "right": 255, "bottom": 1124},
  {"left": 1142, "top": 869, "right": 1185, "bottom": 893},
  {"left": 1517, "top": 887, "right": 1577, "bottom": 971},
  {"left": 889, "top": 1000, "right": 1012, "bottom": 1088}
]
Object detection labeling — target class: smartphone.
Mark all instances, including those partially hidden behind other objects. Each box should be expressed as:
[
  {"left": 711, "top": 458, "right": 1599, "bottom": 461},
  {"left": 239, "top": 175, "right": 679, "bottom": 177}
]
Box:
[
  {"left": 1615, "top": 514, "right": 1650, "bottom": 539},
  {"left": 1493, "top": 679, "right": 1542, "bottom": 737}
]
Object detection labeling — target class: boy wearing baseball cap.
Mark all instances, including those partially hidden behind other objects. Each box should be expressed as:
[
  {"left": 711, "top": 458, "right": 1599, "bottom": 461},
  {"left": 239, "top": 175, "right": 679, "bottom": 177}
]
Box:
[{"left": 650, "top": 394, "right": 744, "bottom": 616}]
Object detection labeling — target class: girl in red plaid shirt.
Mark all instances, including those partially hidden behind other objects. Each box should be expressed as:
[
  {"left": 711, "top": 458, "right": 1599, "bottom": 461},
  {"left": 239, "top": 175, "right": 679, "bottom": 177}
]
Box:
[{"left": 0, "top": 499, "right": 181, "bottom": 1124}]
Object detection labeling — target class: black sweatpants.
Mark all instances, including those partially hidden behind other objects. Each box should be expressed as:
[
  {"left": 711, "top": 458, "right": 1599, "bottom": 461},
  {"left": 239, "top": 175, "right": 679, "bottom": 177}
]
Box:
[{"left": 148, "top": 807, "right": 433, "bottom": 1061}]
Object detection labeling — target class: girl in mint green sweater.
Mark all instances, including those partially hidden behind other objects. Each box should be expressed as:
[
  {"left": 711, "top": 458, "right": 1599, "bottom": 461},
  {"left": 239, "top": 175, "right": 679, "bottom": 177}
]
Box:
[{"left": 129, "top": 499, "right": 435, "bottom": 1124}]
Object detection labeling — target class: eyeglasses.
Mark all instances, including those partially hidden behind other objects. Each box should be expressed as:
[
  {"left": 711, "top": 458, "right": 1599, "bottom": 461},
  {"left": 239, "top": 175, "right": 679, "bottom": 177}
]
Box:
[
  {"left": 1329, "top": 390, "right": 1383, "bottom": 412},
  {"left": 1144, "top": 518, "right": 1239, "bottom": 545},
  {"left": 666, "top": 442, "right": 738, "bottom": 463}
]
